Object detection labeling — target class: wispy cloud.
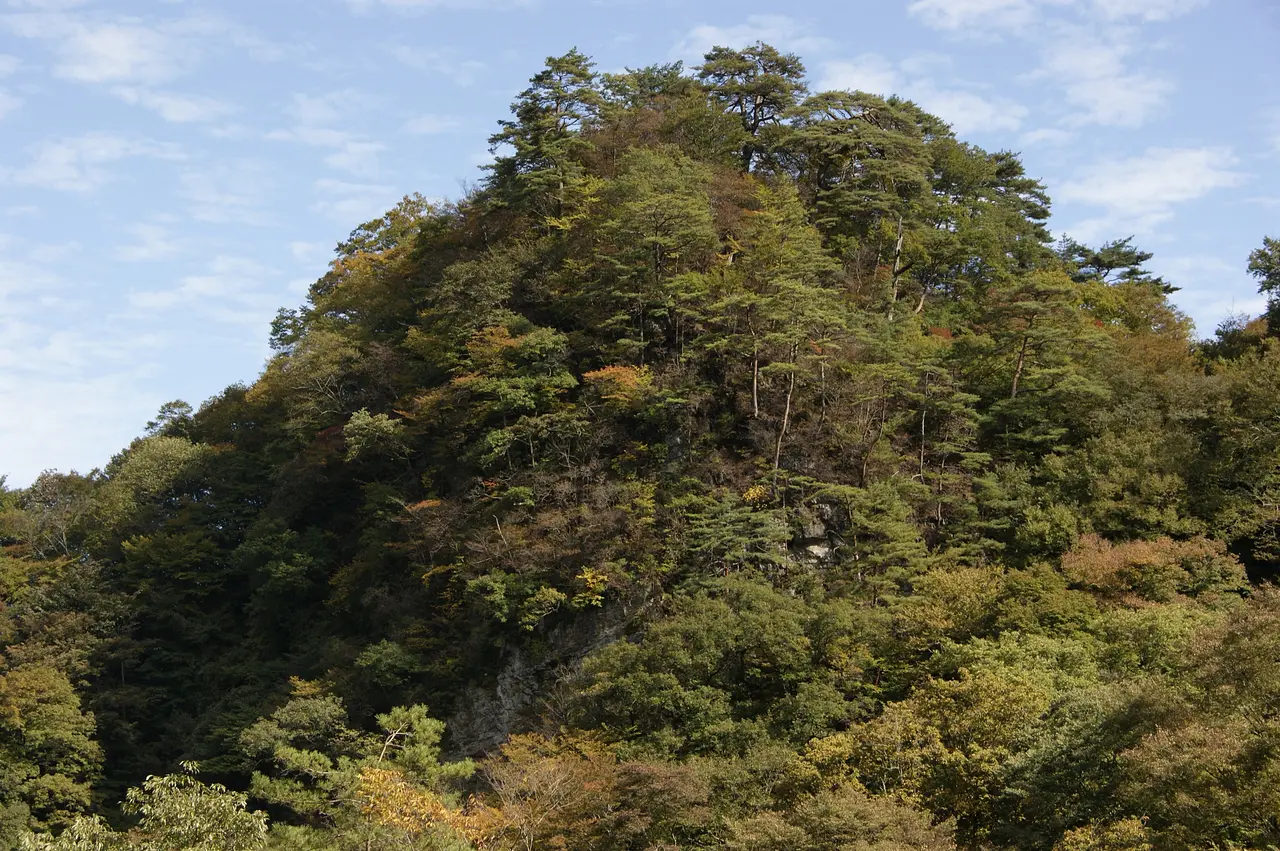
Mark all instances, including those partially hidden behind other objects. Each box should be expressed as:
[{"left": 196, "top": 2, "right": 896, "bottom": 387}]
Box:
[
  {"left": 1020, "top": 127, "right": 1075, "bottom": 146},
  {"left": 908, "top": 0, "right": 1206, "bottom": 32},
  {"left": 115, "top": 223, "right": 180, "bottom": 262},
  {"left": 1058, "top": 146, "right": 1246, "bottom": 240},
  {"left": 390, "top": 46, "right": 486, "bottom": 86},
  {"left": 0, "top": 240, "right": 164, "bottom": 485},
  {"left": 819, "top": 54, "right": 1027, "bottom": 136},
  {"left": 179, "top": 160, "right": 273, "bottom": 224},
  {"left": 128, "top": 255, "right": 283, "bottom": 326},
  {"left": 1036, "top": 29, "right": 1172, "bottom": 127},
  {"left": 906, "top": 0, "right": 1202, "bottom": 129},
  {"left": 1093, "top": 0, "right": 1207, "bottom": 22},
  {"left": 312, "top": 178, "right": 402, "bottom": 222},
  {"left": 819, "top": 55, "right": 899, "bottom": 97},
  {"left": 1154, "top": 254, "right": 1263, "bottom": 334},
  {"left": 0, "top": 88, "right": 19, "bottom": 119},
  {"left": 346, "top": 0, "right": 532, "bottom": 12},
  {"left": 289, "top": 241, "right": 331, "bottom": 264},
  {"left": 906, "top": 0, "right": 1040, "bottom": 34},
  {"left": 267, "top": 90, "right": 387, "bottom": 178},
  {"left": 404, "top": 113, "right": 462, "bottom": 135},
  {"left": 3, "top": 10, "right": 260, "bottom": 123},
  {"left": 112, "top": 87, "right": 235, "bottom": 123},
  {"left": 672, "top": 14, "right": 831, "bottom": 62},
  {"left": 12, "top": 132, "right": 184, "bottom": 191}
]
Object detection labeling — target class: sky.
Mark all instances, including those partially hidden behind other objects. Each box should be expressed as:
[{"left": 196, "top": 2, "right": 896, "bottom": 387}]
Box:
[{"left": 0, "top": 0, "right": 1277, "bottom": 487}]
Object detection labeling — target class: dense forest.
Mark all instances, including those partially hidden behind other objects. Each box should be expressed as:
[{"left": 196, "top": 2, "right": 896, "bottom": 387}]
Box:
[{"left": 5, "top": 43, "right": 1280, "bottom": 851}]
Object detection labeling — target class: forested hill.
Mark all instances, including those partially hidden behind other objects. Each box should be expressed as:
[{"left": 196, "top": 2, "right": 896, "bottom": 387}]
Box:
[{"left": 6, "top": 43, "right": 1280, "bottom": 851}]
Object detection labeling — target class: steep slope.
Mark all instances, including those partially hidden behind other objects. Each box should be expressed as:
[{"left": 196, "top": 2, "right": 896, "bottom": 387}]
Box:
[{"left": 7, "top": 44, "right": 1280, "bottom": 851}]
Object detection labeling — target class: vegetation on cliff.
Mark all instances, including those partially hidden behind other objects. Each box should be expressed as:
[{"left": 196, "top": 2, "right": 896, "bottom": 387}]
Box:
[{"left": 6, "top": 43, "right": 1280, "bottom": 851}]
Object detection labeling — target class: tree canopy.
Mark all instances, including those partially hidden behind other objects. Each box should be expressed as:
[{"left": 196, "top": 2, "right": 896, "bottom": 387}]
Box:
[{"left": 5, "top": 43, "right": 1280, "bottom": 851}]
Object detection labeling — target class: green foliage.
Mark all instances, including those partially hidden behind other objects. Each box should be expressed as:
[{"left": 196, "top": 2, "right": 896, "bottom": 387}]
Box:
[
  {"left": 238, "top": 683, "right": 473, "bottom": 849},
  {"left": 342, "top": 410, "right": 407, "bottom": 462},
  {"left": 21, "top": 766, "right": 267, "bottom": 851},
  {"left": 8, "top": 42, "right": 1280, "bottom": 851},
  {"left": 725, "top": 784, "right": 956, "bottom": 850}
]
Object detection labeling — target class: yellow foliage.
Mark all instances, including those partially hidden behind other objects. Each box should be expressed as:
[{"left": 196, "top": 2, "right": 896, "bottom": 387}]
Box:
[
  {"left": 742, "top": 484, "right": 769, "bottom": 506},
  {"left": 582, "top": 365, "right": 653, "bottom": 405},
  {"left": 356, "top": 767, "right": 487, "bottom": 846},
  {"left": 572, "top": 567, "right": 609, "bottom": 609}
]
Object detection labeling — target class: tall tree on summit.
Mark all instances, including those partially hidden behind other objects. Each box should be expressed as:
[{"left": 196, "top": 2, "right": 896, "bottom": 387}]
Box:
[
  {"left": 488, "top": 49, "right": 604, "bottom": 225},
  {"left": 1249, "top": 235, "right": 1280, "bottom": 330},
  {"left": 697, "top": 42, "right": 807, "bottom": 171},
  {"left": 1057, "top": 236, "right": 1174, "bottom": 293}
]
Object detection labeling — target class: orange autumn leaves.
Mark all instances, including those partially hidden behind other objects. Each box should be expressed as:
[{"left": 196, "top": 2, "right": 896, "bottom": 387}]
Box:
[{"left": 357, "top": 733, "right": 708, "bottom": 851}]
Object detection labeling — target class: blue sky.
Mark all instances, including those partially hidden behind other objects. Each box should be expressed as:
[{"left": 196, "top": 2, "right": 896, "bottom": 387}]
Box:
[{"left": 1, "top": 0, "right": 1277, "bottom": 486}]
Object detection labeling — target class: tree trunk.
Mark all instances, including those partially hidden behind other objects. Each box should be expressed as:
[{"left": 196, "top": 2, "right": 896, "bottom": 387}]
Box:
[
  {"left": 1011, "top": 334, "right": 1030, "bottom": 399},
  {"left": 751, "top": 333, "right": 760, "bottom": 419},
  {"left": 888, "top": 214, "right": 906, "bottom": 319},
  {"left": 773, "top": 349, "right": 797, "bottom": 476}
]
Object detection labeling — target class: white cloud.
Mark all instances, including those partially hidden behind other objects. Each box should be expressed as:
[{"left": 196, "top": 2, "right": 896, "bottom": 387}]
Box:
[
  {"left": 1037, "top": 32, "right": 1172, "bottom": 126},
  {"left": 5, "top": 0, "right": 94, "bottom": 9},
  {"left": 312, "top": 178, "right": 401, "bottom": 222},
  {"left": 0, "top": 366, "right": 161, "bottom": 485},
  {"left": 910, "top": 83, "right": 1027, "bottom": 135},
  {"left": 0, "top": 88, "right": 19, "bottom": 119},
  {"left": 289, "top": 241, "right": 330, "bottom": 263},
  {"left": 1154, "top": 254, "right": 1264, "bottom": 334},
  {"left": 9, "top": 16, "right": 191, "bottom": 84},
  {"left": 906, "top": 0, "right": 1039, "bottom": 32},
  {"left": 267, "top": 126, "right": 351, "bottom": 146},
  {"left": 818, "top": 54, "right": 1027, "bottom": 135},
  {"left": 286, "top": 89, "right": 362, "bottom": 126},
  {"left": 0, "top": 54, "right": 19, "bottom": 76},
  {"left": 908, "top": 0, "right": 1203, "bottom": 32},
  {"left": 907, "top": 0, "right": 1193, "bottom": 128},
  {"left": 672, "top": 14, "right": 831, "bottom": 61},
  {"left": 179, "top": 160, "right": 272, "bottom": 224},
  {"left": 1020, "top": 127, "right": 1075, "bottom": 145},
  {"left": 819, "top": 55, "right": 899, "bottom": 96},
  {"left": 115, "top": 224, "right": 180, "bottom": 262},
  {"left": 404, "top": 114, "right": 462, "bottom": 135},
  {"left": 13, "top": 133, "right": 184, "bottom": 191},
  {"left": 128, "top": 255, "right": 281, "bottom": 326},
  {"left": 3, "top": 11, "right": 266, "bottom": 127},
  {"left": 0, "top": 245, "right": 164, "bottom": 486},
  {"left": 390, "top": 46, "right": 485, "bottom": 86},
  {"left": 112, "top": 87, "right": 235, "bottom": 123},
  {"left": 1093, "top": 0, "right": 1207, "bottom": 22},
  {"left": 269, "top": 90, "right": 389, "bottom": 177},
  {"left": 347, "top": 0, "right": 530, "bottom": 11},
  {"left": 323, "top": 141, "right": 386, "bottom": 179},
  {"left": 1058, "top": 147, "right": 1246, "bottom": 237}
]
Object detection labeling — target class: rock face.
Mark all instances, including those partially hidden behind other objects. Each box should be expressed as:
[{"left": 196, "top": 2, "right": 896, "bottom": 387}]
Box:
[
  {"left": 792, "top": 501, "right": 843, "bottom": 566},
  {"left": 444, "top": 602, "right": 632, "bottom": 758},
  {"left": 446, "top": 503, "right": 847, "bottom": 757}
]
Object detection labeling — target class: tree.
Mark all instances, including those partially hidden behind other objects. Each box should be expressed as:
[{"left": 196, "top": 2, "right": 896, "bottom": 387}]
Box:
[
  {"left": 488, "top": 49, "right": 603, "bottom": 224},
  {"left": 20, "top": 766, "right": 267, "bottom": 851},
  {"left": 959, "top": 269, "right": 1110, "bottom": 458},
  {"left": 697, "top": 42, "right": 807, "bottom": 170},
  {"left": 726, "top": 785, "right": 956, "bottom": 851},
  {"left": 783, "top": 91, "right": 932, "bottom": 313},
  {"left": 239, "top": 682, "right": 474, "bottom": 850},
  {"left": 1249, "top": 235, "right": 1280, "bottom": 329},
  {"left": 590, "top": 146, "right": 719, "bottom": 363},
  {"left": 1057, "top": 236, "right": 1173, "bottom": 293}
]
